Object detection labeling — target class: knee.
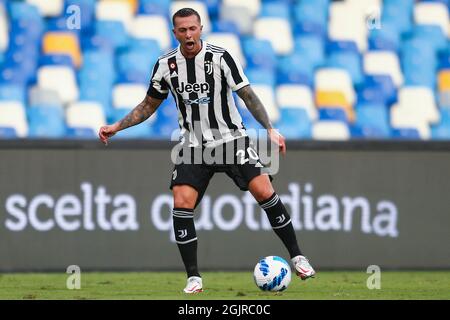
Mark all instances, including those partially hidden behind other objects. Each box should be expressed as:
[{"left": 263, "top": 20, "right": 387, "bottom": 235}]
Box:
[
  {"left": 251, "top": 184, "right": 275, "bottom": 203},
  {"left": 248, "top": 175, "right": 275, "bottom": 202},
  {"left": 253, "top": 189, "right": 275, "bottom": 203},
  {"left": 174, "top": 198, "right": 196, "bottom": 209},
  {"left": 173, "top": 186, "right": 197, "bottom": 209},
  {"left": 174, "top": 193, "right": 196, "bottom": 208}
]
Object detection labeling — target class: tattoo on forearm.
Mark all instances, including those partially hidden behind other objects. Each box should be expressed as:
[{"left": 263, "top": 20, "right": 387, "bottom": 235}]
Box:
[
  {"left": 237, "top": 85, "right": 272, "bottom": 129},
  {"left": 117, "top": 95, "right": 161, "bottom": 130}
]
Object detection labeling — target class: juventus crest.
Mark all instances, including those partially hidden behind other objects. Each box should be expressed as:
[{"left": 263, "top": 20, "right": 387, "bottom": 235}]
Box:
[{"left": 204, "top": 60, "right": 213, "bottom": 75}]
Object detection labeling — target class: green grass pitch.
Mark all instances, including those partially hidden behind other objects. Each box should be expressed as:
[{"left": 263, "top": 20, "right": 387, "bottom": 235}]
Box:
[{"left": 0, "top": 271, "right": 449, "bottom": 300}]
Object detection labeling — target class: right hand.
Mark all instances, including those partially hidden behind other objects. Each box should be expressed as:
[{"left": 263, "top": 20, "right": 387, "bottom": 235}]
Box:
[
  {"left": 98, "top": 124, "right": 118, "bottom": 145},
  {"left": 268, "top": 128, "right": 286, "bottom": 156}
]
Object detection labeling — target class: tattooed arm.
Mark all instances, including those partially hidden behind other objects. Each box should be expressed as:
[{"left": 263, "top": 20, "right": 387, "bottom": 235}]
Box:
[
  {"left": 99, "top": 95, "right": 163, "bottom": 145},
  {"left": 236, "top": 85, "right": 273, "bottom": 130},
  {"left": 236, "top": 85, "right": 287, "bottom": 155}
]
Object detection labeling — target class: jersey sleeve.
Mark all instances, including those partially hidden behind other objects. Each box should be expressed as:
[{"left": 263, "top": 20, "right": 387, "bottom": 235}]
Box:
[
  {"left": 221, "top": 50, "right": 250, "bottom": 92},
  {"left": 147, "top": 60, "right": 169, "bottom": 100}
]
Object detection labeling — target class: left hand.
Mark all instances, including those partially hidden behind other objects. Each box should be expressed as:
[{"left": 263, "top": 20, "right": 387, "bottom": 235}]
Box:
[{"left": 268, "top": 128, "right": 286, "bottom": 156}]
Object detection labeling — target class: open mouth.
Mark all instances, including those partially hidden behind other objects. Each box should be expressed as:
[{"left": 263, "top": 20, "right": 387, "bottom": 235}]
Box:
[{"left": 186, "top": 41, "right": 195, "bottom": 50}]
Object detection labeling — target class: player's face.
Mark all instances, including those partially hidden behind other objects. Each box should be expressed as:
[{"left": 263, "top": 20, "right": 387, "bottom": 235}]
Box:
[{"left": 173, "top": 15, "right": 203, "bottom": 57}]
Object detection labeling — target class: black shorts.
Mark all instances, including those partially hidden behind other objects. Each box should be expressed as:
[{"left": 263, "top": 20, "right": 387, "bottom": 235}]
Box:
[{"left": 169, "top": 136, "right": 272, "bottom": 207}]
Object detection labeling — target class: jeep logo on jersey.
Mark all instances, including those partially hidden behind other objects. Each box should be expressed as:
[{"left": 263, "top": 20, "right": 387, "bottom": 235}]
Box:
[{"left": 176, "top": 82, "right": 210, "bottom": 94}]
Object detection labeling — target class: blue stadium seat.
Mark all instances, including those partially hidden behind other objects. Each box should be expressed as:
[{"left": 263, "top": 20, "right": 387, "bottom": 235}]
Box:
[
  {"left": 79, "top": 86, "right": 113, "bottom": 119},
  {"left": 128, "top": 38, "right": 161, "bottom": 54},
  {"left": 152, "top": 100, "right": 179, "bottom": 138},
  {"left": 382, "top": 0, "right": 414, "bottom": 34},
  {"left": 0, "top": 66, "right": 33, "bottom": 85},
  {"left": 117, "top": 71, "right": 150, "bottom": 85},
  {"left": 293, "top": 20, "right": 327, "bottom": 38},
  {"left": 431, "top": 108, "right": 450, "bottom": 139},
  {"left": 66, "top": 126, "right": 96, "bottom": 139},
  {"left": 402, "top": 38, "right": 437, "bottom": 88},
  {"left": 276, "top": 108, "right": 311, "bottom": 139},
  {"left": 357, "top": 87, "right": 386, "bottom": 106},
  {"left": 245, "top": 68, "right": 276, "bottom": 86},
  {"left": 260, "top": 2, "right": 290, "bottom": 20},
  {"left": 117, "top": 50, "right": 159, "bottom": 75},
  {"left": 438, "top": 50, "right": 450, "bottom": 70},
  {"left": 79, "top": 51, "right": 115, "bottom": 86},
  {"left": 8, "top": 1, "right": 42, "bottom": 21},
  {"left": 0, "top": 84, "right": 26, "bottom": 105},
  {"left": 8, "top": 24, "right": 42, "bottom": 49},
  {"left": 326, "top": 51, "right": 363, "bottom": 86},
  {"left": 355, "top": 104, "right": 391, "bottom": 138},
  {"left": 139, "top": 0, "right": 171, "bottom": 16},
  {"left": 0, "top": 127, "right": 18, "bottom": 139},
  {"left": 412, "top": 25, "right": 447, "bottom": 53},
  {"left": 350, "top": 125, "right": 389, "bottom": 139},
  {"left": 212, "top": 20, "right": 240, "bottom": 35},
  {"left": 27, "top": 106, "right": 66, "bottom": 138},
  {"left": 319, "top": 108, "right": 348, "bottom": 123},
  {"left": 3, "top": 33, "right": 39, "bottom": 84},
  {"left": 242, "top": 38, "right": 277, "bottom": 71},
  {"left": 294, "top": 34, "right": 325, "bottom": 69},
  {"left": 79, "top": 69, "right": 113, "bottom": 91},
  {"left": 80, "top": 33, "right": 115, "bottom": 52},
  {"left": 277, "top": 71, "right": 312, "bottom": 87},
  {"left": 368, "top": 22, "right": 401, "bottom": 52},
  {"left": 277, "top": 53, "right": 314, "bottom": 86},
  {"left": 293, "top": 1, "right": 328, "bottom": 30},
  {"left": 404, "top": 69, "right": 436, "bottom": 88},
  {"left": 359, "top": 75, "right": 397, "bottom": 106},
  {"left": 39, "top": 54, "right": 74, "bottom": 68},
  {"left": 326, "top": 40, "right": 359, "bottom": 54},
  {"left": 46, "top": 16, "right": 81, "bottom": 35},
  {"left": 402, "top": 38, "right": 436, "bottom": 66},
  {"left": 82, "top": 50, "right": 114, "bottom": 71},
  {"left": 200, "top": 0, "right": 221, "bottom": 19},
  {"left": 391, "top": 128, "right": 421, "bottom": 140},
  {"left": 95, "top": 20, "right": 129, "bottom": 50}
]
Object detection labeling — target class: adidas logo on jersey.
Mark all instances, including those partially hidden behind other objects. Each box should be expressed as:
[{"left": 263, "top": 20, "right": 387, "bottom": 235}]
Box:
[{"left": 176, "top": 82, "right": 210, "bottom": 94}]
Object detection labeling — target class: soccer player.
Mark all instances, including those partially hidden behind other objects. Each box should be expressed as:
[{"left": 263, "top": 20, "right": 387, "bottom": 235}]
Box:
[{"left": 98, "top": 8, "right": 315, "bottom": 294}]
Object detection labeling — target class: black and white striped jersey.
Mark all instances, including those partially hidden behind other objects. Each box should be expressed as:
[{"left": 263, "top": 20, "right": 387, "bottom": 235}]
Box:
[{"left": 147, "top": 40, "right": 249, "bottom": 148}]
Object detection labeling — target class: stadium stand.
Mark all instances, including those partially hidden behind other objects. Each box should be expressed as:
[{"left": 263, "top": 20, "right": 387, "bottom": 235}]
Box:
[{"left": 0, "top": 0, "right": 449, "bottom": 140}]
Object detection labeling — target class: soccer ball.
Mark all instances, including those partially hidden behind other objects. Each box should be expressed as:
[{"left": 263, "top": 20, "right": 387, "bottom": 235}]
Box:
[{"left": 253, "top": 256, "right": 292, "bottom": 292}]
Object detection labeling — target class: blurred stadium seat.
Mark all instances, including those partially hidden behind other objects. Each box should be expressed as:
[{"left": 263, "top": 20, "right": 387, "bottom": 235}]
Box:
[
  {"left": 312, "top": 121, "right": 350, "bottom": 140},
  {"left": 66, "top": 101, "right": 106, "bottom": 135},
  {"left": 0, "top": 0, "right": 449, "bottom": 141},
  {"left": 0, "top": 101, "right": 28, "bottom": 137}
]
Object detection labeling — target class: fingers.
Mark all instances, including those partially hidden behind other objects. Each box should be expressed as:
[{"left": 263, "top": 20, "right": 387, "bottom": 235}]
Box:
[
  {"left": 98, "top": 127, "right": 109, "bottom": 145},
  {"left": 279, "top": 140, "right": 286, "bottom": 156},
  {"left": 276, "top": 132, "right": 286, "bottom": 156},
  {"left": 268, "top": 129, "right": 286, "bottom": 156}
]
